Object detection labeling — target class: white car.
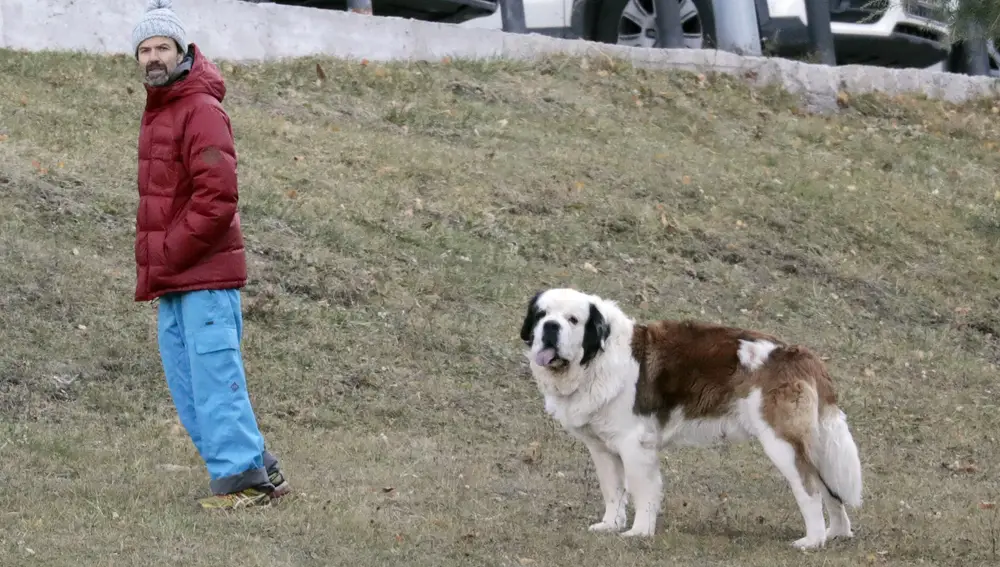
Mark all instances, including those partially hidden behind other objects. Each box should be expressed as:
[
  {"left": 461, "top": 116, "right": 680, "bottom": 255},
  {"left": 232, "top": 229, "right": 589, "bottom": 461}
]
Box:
[{"left": 461, "top": 0, "right": 952, "bottom": 69}]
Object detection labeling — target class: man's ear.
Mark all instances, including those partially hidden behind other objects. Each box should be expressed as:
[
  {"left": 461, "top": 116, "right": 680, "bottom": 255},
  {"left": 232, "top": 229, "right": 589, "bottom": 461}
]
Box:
[
  {"left": 519, "top": 291, "right": 543, "bottom": 346},
  {"left": 581, "top": 302, "right": 610, "bottom": 366}
]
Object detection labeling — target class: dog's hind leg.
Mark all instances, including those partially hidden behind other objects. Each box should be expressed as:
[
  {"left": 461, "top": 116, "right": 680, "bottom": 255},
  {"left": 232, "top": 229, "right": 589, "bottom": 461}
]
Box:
[
  {"left": 823, "top": 488, "right": 852, "bottom": 540},
  {"left": 812, "top": 406, "right": 862, "bottom": 540},
  {"left": 582, "top": 438, "right": 628, "bottom": 532},
  {"left": 757, "top": 426, "right": 827, "bottom": 550}
]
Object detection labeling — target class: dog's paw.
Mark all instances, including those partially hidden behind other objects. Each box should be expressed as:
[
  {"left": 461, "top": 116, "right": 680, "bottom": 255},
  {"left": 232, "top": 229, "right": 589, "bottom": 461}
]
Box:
[
  {"left": 588, "top": 521, "right": 623, "bottom": 533},
  {"left": 620, "top": 526, "right": 655, "bottom": 538},
  {"left": 791, "top": 536, "right": 826, "bottom": 550},
  {"left": 826, "top": 526, "right": 853, "bottom": 540}
]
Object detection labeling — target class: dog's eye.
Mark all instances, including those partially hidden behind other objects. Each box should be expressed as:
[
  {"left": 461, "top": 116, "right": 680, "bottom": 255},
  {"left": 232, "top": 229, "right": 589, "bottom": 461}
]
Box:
[{"left": 568, "top": 316, "right": 579, "bottom": 325}]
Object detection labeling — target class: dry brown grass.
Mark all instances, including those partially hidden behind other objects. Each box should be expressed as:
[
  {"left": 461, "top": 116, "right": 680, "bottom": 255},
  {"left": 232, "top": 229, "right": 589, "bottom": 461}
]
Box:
[{"left": 1, "top": 47, "right": 999, "bottom": 566}]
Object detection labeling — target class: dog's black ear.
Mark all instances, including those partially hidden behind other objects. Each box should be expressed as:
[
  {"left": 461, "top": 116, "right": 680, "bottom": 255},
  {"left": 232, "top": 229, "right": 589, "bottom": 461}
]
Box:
[
  {"left": 581, "top": 302, "right": 610, "bottom": 366},
  {"left": 519, "top": 291, "right": 544, "bottom": 346}
]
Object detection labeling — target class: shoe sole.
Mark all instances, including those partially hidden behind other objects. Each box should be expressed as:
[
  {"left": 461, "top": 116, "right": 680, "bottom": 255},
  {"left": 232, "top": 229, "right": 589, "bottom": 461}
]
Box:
[
  {"left": 198, "top": 495, "right": 271, "bottom": 510},
  {"left": 270, "top": 481, "right": 292, "bottom": 499}
]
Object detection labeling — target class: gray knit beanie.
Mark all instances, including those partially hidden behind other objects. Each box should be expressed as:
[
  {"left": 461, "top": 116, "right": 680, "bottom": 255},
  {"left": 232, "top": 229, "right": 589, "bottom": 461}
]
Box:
[{"left": 131, "top": 0, "right": 187, "bottom": 58}]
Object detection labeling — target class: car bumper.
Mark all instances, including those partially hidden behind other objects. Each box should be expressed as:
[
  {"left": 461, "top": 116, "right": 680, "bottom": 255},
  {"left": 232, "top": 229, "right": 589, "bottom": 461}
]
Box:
[{"left": 760, "top": 0, "right": 950, "bottom": 67}]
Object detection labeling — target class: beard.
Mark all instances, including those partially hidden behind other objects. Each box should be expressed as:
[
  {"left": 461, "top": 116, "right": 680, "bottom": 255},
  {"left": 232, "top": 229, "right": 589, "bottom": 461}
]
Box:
[{"left": 144, "top": 62, "right": 171, "bottom": 86}]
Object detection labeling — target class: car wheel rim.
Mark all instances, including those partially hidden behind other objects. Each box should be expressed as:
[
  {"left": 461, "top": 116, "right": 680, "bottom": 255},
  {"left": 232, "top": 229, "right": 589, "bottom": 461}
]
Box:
[{"left": 617, "top": 0, "right": 702, "bottom": 49}]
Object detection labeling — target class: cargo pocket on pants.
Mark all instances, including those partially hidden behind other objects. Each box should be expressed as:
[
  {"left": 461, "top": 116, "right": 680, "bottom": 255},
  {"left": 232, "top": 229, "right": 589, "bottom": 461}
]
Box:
[
  {"left": 194, "top": 325, "right": 241, "bottom": 356},
  {"left": 193, "top": 325, "right": 243, "bottom": 391},
  {"left": 190, "top": 324, "right": 255, "bottom": 477}
]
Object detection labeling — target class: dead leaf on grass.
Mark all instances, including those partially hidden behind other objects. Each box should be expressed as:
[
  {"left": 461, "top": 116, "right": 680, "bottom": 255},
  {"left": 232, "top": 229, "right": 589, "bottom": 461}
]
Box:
[
  {"left": 942, "top": 460, "right": 978, "bottom": 474},
  {"left": 521, "top": 441, "right": 542, "bottom": 465}
]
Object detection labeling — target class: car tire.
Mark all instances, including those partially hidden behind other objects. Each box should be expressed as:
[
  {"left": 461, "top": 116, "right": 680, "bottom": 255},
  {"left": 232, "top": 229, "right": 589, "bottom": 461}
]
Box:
[{"left": 593, "top": 0, "right": 718, "bottom": 49}]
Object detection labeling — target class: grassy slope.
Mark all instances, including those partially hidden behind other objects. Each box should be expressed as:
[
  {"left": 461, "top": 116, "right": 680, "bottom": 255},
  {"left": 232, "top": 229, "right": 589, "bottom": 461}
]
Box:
[{"left": 0, "top": 48, "right": 998, "bottom": 566}]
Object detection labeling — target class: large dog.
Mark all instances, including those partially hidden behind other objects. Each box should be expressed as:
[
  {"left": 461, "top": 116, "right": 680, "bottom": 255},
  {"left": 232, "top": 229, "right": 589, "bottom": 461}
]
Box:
[{"left": 519, "top": 288, "right": 863, "bottom": 550}]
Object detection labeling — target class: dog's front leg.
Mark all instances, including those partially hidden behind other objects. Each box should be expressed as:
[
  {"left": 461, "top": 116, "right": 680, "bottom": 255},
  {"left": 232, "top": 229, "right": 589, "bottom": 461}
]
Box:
[
  {"left": 618, "top": 438, "right": 662, "bottom": 537},
  {"left": 582, "top": 438, "right": 627, "bottom": 532}
]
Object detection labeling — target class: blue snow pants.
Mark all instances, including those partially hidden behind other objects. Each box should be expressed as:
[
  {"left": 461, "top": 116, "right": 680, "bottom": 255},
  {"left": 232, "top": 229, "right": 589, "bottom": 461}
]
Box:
[{"left": 157, "top": 288, "right": 279, "bottom": 495}]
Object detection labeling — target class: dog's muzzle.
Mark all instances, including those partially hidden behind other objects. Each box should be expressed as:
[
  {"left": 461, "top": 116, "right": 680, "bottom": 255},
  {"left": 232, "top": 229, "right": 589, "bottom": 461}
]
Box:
[{"left": 534, "top": 321, "right": 566, "bottom": 368}]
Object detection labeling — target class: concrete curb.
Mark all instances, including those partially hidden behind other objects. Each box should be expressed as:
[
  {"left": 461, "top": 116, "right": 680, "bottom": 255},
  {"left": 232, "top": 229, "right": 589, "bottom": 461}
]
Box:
[{"left": 3, "top": 0, "right": 999, "bottom": 109}]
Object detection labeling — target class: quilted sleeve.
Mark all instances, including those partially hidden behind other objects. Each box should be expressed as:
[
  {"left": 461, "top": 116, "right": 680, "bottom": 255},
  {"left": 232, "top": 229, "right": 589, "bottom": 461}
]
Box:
[{"left": 163, "top": 100, "right": 239, "bottom": 272}]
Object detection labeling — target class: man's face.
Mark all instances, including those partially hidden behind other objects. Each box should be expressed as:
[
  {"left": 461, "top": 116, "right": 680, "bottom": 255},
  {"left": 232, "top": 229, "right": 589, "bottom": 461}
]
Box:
[{"left": 137, "top": 36, "right": 184, "bottom": 87}]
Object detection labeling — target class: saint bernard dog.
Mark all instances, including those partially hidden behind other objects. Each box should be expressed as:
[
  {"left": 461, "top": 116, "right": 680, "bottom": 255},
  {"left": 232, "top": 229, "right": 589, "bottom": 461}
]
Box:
[{"left": 519, "top": 288, "right": 863, "bottom": 550}]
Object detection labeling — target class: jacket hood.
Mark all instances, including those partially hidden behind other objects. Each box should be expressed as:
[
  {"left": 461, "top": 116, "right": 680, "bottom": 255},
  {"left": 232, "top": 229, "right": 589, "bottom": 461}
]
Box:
[{"left": 144, "top": 43, "right": 226, "bottom": 111}]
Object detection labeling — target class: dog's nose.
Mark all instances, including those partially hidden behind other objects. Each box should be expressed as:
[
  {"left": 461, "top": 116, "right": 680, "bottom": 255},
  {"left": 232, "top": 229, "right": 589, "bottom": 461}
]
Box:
[{"left": 541, "top": 321, "right": 559, "bottom": 346}]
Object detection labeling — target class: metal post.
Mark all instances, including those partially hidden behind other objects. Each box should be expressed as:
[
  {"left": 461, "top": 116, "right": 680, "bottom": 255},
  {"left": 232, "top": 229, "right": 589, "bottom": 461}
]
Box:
[
  {"left": 711, "top": 0, "right": 762, "bottom": 56},
  {"left": 500, "top": 0, "right": 527, "bottom": 34},
  {"left": 652, "top": 0, "right": 686, "bottom": 48},
  {"left": 803, "top": 0, "right": 836, "bottom": 65},
  {"left": 348, "top": 0, "right": 373, "bottom": 14}
]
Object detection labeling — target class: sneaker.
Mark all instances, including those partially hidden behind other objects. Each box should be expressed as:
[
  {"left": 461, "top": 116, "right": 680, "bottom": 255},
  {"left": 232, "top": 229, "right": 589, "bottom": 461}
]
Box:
[
  {"left": 269, "top": 469, "right": 292, "bottom": 499},
  {"left": 197, "top": 487, "right": 270, "bottom": 510}
]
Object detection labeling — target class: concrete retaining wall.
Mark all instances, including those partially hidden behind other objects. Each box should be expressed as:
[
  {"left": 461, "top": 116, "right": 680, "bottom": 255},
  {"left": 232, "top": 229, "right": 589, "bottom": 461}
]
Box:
[{"left": 2, "top": 0, "right": 999, "bottom": 110}]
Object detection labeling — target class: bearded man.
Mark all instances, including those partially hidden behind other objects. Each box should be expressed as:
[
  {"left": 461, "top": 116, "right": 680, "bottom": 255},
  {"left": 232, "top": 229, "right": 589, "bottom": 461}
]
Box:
[{"left": 131, "top": 0, "right": 291, "bottom": 510}]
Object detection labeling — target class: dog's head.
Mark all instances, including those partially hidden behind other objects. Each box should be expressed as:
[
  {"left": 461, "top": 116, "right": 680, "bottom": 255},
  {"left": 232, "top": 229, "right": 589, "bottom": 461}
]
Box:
[{"left": 519, "top": 288, "right": 611, "bottom": 371}]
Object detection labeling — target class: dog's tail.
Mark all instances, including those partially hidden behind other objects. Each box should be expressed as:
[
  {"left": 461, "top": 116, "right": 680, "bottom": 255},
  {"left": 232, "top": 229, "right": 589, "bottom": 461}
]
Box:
[{"left": 810, "top": 407, "right": 863, "bottom": 508}]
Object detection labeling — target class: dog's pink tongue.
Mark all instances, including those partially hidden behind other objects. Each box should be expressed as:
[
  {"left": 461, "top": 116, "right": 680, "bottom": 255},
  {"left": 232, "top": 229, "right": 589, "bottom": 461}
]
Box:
[{"left": 534, "top": 348, "right": 556, "bottom": 366}]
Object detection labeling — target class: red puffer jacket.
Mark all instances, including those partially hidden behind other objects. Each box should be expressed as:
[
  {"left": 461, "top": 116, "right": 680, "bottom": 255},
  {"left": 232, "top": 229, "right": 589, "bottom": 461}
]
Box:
[{"left": 134, "top": 43, "right": 247, "bottom": 302}]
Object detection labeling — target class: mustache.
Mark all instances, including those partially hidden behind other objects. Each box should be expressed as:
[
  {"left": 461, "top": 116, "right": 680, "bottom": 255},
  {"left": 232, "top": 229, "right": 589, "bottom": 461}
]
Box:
[{"left": 145, "top": 61, "right": 167, "bottom": 73}]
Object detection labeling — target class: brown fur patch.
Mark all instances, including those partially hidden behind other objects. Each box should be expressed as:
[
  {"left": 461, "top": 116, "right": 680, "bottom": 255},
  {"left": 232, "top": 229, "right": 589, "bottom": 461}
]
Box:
[
  {"left": 630, "top": 319, "right": 785, "bottom": 422},
  {"left": 630, "top": 319, "right": 841, "bottom": 495}
]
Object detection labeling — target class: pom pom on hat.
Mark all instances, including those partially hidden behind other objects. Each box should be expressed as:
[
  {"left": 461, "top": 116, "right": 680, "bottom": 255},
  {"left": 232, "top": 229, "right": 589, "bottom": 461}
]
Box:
[{"left": 132, "top": 0, "right": 187, "bottom": 57}]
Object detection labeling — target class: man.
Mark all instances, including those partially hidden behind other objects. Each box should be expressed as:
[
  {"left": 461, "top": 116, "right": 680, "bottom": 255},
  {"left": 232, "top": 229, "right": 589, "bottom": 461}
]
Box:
[{"left": 131, "top": 0, "right": 291, "bottom": 510}]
